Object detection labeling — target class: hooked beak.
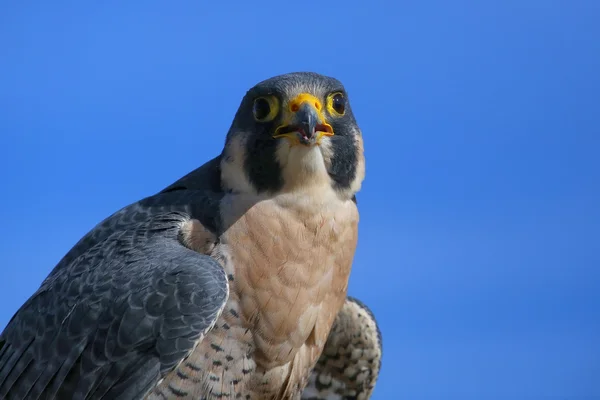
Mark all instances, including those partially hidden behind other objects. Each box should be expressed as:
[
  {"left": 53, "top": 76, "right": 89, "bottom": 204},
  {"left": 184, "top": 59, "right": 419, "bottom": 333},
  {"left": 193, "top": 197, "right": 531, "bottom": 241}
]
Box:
[{"left": 273, "top": 94, "right": 334, "bottom": 146}]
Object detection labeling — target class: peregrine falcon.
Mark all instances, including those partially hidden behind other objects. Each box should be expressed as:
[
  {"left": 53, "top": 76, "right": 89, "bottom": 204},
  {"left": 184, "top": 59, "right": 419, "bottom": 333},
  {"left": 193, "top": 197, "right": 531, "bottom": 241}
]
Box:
[{"left": 0, "top": 72, "right": 382, "bottom": 399}]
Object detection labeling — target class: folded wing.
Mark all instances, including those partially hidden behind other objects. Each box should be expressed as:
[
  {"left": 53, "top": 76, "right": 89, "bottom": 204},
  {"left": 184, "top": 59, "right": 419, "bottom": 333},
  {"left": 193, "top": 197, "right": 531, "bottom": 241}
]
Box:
[
  {"left": 0, "top": 198, "right": 228, "bottom": 400},
  {"left": 302, "top": 296, "right": 383, "bottom": 400}
]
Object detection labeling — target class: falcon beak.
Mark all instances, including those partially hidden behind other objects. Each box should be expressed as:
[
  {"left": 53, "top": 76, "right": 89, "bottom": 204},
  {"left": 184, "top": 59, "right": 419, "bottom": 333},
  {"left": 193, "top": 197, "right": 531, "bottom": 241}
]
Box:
[{"left": 273, "top": 94, "right": 334, "bottom": 146}]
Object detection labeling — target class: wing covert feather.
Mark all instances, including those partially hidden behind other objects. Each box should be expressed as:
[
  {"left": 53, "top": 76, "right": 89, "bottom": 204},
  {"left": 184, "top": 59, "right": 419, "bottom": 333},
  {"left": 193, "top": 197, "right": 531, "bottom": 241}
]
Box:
[{"left": 0, "top": 194, "right": 228, "bottom": 400}]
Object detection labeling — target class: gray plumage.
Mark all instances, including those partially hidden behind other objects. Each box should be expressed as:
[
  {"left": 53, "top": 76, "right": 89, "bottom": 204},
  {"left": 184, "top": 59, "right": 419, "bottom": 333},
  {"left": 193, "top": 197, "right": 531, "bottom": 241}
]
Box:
[
  {"left": 0, "top": 72, "right": 381, "bottom": 399},
  {"left": 0, "top": 179, "right": 229, "bottom": 400}
]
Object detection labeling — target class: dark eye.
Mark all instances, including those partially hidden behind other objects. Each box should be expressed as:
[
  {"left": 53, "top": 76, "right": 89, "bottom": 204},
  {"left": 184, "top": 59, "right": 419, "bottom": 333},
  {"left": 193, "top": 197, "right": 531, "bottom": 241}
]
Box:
[
  {"left": 331, "top": 92, "right": 345, "bottom": 115},
  {"left": 253, "top": 97, "right": 271, "bottom": 121}
]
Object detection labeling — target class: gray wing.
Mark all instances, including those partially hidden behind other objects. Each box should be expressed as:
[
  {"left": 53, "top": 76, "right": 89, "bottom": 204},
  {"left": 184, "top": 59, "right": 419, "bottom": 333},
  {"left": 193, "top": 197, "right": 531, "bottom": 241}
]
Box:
[
  {"left": 302, "top": 296, "right": 383, "bottom": 400},
  {"left": 0, "top": 192, "right": 228, "bottom": 400}
]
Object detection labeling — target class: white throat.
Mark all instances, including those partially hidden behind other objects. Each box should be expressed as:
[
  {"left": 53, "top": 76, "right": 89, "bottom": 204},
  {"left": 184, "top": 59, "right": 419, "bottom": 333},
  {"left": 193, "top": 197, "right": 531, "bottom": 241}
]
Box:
[{"left": 275, "top": 139, "right": 334, "bottom": 194}]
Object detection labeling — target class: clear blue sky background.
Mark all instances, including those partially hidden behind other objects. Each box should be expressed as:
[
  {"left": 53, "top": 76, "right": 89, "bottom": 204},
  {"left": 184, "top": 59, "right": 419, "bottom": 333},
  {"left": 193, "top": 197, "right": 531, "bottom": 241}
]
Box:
[{"left": 1, "top": 1, "right": 599, "bottom": 399}]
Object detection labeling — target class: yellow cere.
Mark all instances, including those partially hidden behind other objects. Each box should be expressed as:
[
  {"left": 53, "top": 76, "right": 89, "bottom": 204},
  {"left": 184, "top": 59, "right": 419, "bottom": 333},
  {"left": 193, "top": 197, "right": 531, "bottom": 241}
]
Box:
[
  {"left": 272, "top": 93, "right": 335, "bottom": 145},
  {"left": 289, "top": 93, "right": 328, "bottom": 125},
  {"left": 288, "top": 93, "right": 323, "bottom": 113},
  {"left": 281, "top": 93, "right": 332, "bottom": 132}
]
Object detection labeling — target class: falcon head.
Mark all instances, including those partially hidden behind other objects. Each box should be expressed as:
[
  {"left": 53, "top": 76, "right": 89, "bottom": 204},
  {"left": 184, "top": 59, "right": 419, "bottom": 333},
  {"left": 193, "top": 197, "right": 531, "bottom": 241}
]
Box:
[{"left": 221, "top": 72, "right": 365, "bottom": 200}]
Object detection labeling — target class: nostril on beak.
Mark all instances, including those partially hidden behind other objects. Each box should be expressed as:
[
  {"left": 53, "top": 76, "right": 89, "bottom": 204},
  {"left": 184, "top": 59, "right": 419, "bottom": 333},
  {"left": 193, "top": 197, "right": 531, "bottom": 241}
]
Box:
[{"left": 274, "top": 96, "right": 332, "bottom": 144}]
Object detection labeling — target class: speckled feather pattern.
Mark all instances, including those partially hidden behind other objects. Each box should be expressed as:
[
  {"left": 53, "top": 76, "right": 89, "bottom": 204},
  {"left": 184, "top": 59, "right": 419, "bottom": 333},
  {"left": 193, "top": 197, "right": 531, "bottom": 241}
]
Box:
[
  {"left": 149, "top": 188, "right": 360, "bottom": 399},
  {"left": 301, "top": 298, "right": 382, "bottom": 400},
  {"left": 0, "top": 72, "right": 380, "bottom": 400}
]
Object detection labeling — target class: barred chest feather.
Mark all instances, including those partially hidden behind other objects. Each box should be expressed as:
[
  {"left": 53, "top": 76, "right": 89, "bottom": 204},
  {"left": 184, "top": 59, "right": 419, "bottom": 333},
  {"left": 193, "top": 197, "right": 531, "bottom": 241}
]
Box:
[{"left": 149, "top": 189, "right": 359, "bottom": 399}]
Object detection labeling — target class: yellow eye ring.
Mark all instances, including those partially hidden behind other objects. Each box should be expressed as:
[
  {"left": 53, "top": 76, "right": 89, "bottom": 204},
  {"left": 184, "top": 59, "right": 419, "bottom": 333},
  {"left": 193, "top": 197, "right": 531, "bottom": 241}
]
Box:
[
  {"left": 252, "top": 95, "right": 279, "bottom": 122},
  {"left": 326, "top": 92, "right": 346, "bottom": 116}
]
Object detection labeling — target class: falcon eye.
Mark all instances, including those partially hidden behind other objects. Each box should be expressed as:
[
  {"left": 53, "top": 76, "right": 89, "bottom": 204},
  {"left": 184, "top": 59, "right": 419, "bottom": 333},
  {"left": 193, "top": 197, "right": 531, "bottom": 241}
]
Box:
[
  {"left": 327, "top": 92, "right": 346, "bottom": 116},
  {"left": 253, "top": 98, "right": 270, "bottom": 120},
  {"left": 252, "top": 96, "right": 278, "bottom": 122},
  {"left": 332, "top": 93, "right": 345, "bottom": 114}
]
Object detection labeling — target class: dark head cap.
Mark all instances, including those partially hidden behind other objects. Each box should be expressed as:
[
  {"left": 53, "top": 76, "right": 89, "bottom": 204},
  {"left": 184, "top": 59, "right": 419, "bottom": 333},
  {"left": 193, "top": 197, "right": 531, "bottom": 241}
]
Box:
[{"left": 221, "top": 72, "right": 365, "bottom": 199}]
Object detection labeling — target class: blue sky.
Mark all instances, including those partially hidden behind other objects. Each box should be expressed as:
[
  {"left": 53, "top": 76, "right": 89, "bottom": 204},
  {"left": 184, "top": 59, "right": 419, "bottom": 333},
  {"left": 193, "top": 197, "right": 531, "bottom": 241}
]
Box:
[{"left": 1, "top": 1, "right": 599, "bottom": 398}]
